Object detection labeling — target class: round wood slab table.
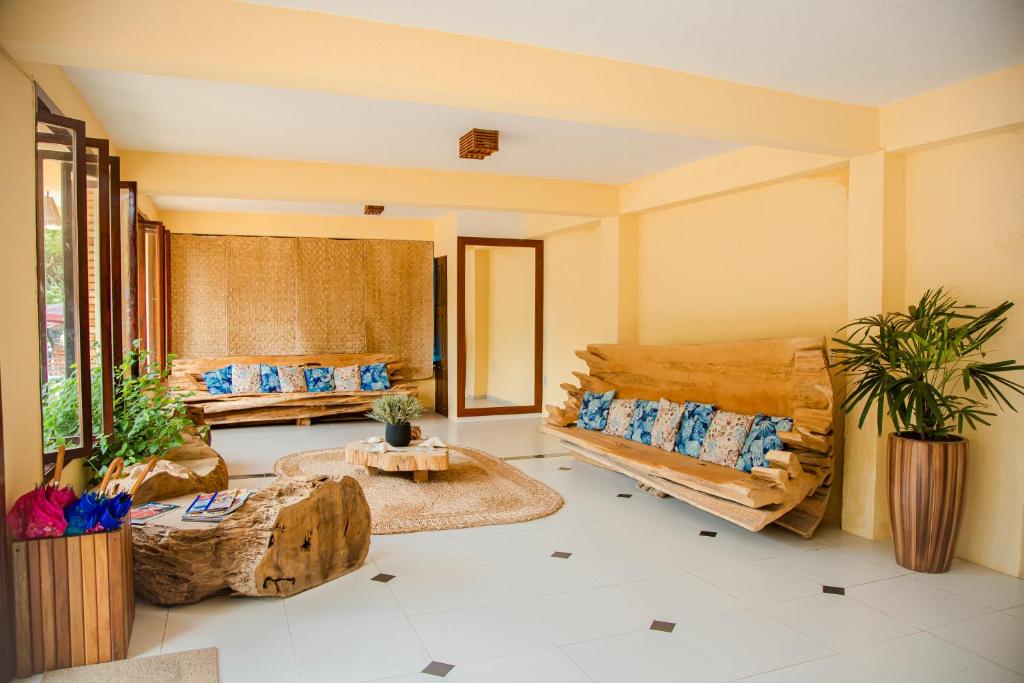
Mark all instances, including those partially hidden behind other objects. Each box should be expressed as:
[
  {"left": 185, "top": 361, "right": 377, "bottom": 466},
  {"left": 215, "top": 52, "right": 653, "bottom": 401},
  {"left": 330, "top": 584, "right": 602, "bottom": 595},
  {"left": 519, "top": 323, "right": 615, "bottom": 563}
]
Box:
[{"left": 344, "top": 439, "right": 450, "bottom": 483}]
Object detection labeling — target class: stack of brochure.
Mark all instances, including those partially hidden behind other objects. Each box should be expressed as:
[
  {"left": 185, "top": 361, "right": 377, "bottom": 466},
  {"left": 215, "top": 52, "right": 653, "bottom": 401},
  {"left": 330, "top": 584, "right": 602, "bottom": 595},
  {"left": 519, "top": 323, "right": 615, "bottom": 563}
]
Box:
[
  {"left": 130, "top": 502, "right": 180, "bottom": 526},
  {"left": 181, "top": 488, "right": 253, "bottom": 523}
]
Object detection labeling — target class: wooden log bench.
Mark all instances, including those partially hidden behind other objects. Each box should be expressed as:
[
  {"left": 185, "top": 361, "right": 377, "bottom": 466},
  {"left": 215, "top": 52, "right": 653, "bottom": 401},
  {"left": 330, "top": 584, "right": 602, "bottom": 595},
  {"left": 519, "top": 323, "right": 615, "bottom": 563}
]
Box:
[
  {"left": 170, "top": 353, "right": 419, "bottom": 426},
  {"left": 542, "top": 336, "right": 836, "bottom": 538}
]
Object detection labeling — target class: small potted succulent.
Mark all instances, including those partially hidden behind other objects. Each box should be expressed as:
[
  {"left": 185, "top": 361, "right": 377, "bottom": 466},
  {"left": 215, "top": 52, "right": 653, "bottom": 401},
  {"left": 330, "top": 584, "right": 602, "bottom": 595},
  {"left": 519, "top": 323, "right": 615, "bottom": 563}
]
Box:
[
  {"left": 833, "top": 288, "right": 1023, "bottom": 573},
  {"left": 368, "top": 394, "right": 423, "bottom": 447}
]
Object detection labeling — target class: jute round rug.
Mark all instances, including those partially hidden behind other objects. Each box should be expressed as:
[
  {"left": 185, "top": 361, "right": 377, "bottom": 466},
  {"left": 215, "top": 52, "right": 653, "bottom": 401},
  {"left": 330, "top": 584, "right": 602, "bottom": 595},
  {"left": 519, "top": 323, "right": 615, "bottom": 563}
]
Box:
[{"left": 273, "top": 445, "right": 564, "bottom": 534}]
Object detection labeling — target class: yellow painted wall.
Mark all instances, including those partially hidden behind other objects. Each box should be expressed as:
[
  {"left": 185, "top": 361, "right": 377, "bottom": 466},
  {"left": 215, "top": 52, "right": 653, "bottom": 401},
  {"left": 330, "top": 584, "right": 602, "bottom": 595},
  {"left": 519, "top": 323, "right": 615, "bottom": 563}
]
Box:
[
  {"left": 484, "top": 247, "right": 536, "bottom": 406},
  {"left": 542, "top": 222, "right": 608, "bottom": 409},
  {"left": 0, "top": 55, "right": 44, "bottom": 509},
  {"left": 634, "top": 171, "right": 850, "bottom": 345},
  {"left": 904, "top": 130, "right": 1024, "bottom": 576}
]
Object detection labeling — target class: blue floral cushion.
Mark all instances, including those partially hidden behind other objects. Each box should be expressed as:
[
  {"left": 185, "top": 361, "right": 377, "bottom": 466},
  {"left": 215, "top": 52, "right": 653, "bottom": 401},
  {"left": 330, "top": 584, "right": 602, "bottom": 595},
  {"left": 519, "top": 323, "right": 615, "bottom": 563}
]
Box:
[
  {"left": 259, "top": 364, "right": 281, "bottom": 393},
  {"left": 736, "top": 414, "right": 794, "bottom": 472},
  {"left": 360, "top": 363, "right": 391, "bottom": 391},
  {"left": 304, "top": 366, "right": 335, "bottom": 393},
  {"left": 675, "top": 401, "right": 716, "bottom": 457},
  {"left": 578, "top": 390, "right": 615, "bottom": 430},
  {"left": 202, "top": 366, "right": 233, "bottom": 395},
  {"left": 624, "top": 399, "right": 660, "bottom": 445}
]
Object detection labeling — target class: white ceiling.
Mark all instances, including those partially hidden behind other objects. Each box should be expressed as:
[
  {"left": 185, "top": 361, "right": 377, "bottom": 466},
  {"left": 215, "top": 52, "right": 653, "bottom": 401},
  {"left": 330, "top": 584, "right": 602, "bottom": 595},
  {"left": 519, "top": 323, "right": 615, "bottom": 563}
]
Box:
[
  {"left": 67, "top": 68, "right": 737, "bottom": 184},
  {"left": 248, "top": 0, "right": 1024, "bottom": 105},
  {"left": 149, "top": 196, "right": 447, "bottom": 219}
]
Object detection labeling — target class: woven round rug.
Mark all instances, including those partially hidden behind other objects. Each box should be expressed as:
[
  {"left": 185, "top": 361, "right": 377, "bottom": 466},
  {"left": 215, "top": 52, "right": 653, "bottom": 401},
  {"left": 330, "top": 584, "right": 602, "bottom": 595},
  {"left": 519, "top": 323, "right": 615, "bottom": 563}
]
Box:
[{"left": 273, "top": 445, "right": 564, "bottom": 534}]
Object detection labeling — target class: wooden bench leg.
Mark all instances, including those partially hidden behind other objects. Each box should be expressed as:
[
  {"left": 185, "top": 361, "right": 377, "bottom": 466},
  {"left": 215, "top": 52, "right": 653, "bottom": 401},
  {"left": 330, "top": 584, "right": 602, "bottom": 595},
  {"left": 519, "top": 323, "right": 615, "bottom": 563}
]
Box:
[
  {"left": 296, "top": 418, "right": 311, "bottom": 427},
  {"left": 412, "top": 470, "right": 428, "bottom": 484},
  {"left": 364, "top": 465, "right": 379, "bottom": 476}
]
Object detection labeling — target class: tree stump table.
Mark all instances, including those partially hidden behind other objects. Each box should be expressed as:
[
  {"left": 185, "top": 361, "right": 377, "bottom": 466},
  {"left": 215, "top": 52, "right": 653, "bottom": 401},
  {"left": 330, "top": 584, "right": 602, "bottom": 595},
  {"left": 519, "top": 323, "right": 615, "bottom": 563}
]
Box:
[
  {"left": 344, "top": 439, "right": 449, "bottom": 483},
  {"left": 131, "top": 475, "right": 370, "bottom": 606}
]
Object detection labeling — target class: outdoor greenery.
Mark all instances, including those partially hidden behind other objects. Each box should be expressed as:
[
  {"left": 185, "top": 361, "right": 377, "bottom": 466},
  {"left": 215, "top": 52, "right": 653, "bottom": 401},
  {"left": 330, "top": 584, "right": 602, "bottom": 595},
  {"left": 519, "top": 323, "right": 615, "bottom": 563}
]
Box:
[
  {"left": 832, "top": 288, "right": 1024, "bottom": 441},
  {"left": 43, "top": 346, "right": 202, "bottom": 481},
  {"left": 367, "top": 394, "right": 423, "bottom": 426}
]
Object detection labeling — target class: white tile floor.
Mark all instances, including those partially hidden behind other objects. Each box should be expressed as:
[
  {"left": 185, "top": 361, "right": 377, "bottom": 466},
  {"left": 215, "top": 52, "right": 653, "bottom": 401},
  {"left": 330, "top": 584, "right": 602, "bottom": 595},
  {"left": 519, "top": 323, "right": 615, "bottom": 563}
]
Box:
[{"left": 19, "top": 415, "right": 1024, "bottom": 682}]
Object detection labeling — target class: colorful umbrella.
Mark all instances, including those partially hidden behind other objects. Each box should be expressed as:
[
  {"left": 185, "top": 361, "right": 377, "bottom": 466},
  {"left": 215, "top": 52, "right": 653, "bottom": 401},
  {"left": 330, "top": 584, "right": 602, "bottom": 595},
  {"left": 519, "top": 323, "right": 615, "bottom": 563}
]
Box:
[
  {"left": 64, "top": 458, "right": 130, "bottom": 535},
  {"left": 6, "top": 445, "right": 80, "bottom": 541}
]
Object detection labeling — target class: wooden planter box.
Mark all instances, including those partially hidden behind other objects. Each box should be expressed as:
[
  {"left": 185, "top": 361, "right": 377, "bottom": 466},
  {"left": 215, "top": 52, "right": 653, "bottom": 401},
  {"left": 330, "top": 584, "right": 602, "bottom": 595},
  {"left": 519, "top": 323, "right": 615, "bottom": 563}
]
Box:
[{"left": 11, "top": 527, "right": 135, "bottom": 678}]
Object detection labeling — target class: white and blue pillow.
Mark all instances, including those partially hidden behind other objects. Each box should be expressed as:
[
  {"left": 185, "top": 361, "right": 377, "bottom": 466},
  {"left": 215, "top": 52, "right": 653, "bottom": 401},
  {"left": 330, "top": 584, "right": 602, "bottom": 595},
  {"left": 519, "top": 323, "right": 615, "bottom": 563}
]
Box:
[
  {"left": 624, "top": 399, "right": 660, "bottom": 445},
  {"left": 259, "top": 364, "right": 281, "bottom": 393},
  {"left": 360, "top": 363, "right": 391, "bottom": 390},
  {"left": 736, "top": 414, "right": 793, "bottom": 472},
  {"left": 304, "top": 366, "right": 335, "bottom": 393},
  {"left": 578, "top": 390, "right": 615, "bottom": 431},
  {"left": 674, "top": 401, "right": 716, "bottom": 457},
  {"left": 203, "top": 365, "right": 233, "bottom": 395}
]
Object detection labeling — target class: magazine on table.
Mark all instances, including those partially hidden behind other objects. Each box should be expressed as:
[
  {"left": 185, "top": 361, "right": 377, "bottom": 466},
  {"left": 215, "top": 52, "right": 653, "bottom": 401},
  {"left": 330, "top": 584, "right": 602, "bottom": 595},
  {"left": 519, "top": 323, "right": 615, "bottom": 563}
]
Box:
[
  {"left": 129, "top": 502, "right": 180, "bottom": 526},
  {"left": 181, "top": 489, "right": 253, "bottom": 522}
]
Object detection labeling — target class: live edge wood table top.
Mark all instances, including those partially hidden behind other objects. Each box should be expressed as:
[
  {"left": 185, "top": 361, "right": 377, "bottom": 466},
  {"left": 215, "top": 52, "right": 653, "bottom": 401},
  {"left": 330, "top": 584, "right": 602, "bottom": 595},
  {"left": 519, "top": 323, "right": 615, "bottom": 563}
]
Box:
[{"left": 344, "top": 439, "right": 450, "bottom": 483}]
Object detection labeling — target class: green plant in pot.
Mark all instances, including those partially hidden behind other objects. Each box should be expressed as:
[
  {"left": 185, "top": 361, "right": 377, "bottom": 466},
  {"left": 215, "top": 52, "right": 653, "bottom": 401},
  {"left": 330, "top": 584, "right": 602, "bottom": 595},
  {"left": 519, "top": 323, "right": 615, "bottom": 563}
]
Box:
[
  {"left": 833, "top": 289, "right": 1023, "bottom": 573},
  {"left": 43, "top": 346, "right": 203, "bottom": 483},
  {"left": 368, "top": 394, "right": 423, "bottom": 447}
]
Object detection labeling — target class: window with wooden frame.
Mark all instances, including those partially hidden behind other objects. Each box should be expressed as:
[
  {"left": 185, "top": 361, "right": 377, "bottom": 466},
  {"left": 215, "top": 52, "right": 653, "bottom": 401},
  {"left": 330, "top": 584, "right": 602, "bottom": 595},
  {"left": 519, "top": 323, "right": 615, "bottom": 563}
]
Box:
[
  {"left": 135, "top": 219, "right": 170, "bottom": 368},
  {"left": 36, "top": 97, "right": 120, "bottom": 466}
]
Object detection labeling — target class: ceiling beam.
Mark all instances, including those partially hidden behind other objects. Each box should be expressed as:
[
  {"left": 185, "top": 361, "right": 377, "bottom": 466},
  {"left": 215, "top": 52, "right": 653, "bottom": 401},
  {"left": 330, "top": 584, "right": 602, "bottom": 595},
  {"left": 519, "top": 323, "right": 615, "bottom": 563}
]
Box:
[
  {"left": 620, "top": 146, "right": 847, "bottom": 215},
  {"left": 119, "top": 151, "right": 618, "bottom": 217},
  {"left": 0, "top": 0, "right": 878, "bottom": 156},
  {"left": 880, "top": 64, "right": 1024, "bottom": 152}
]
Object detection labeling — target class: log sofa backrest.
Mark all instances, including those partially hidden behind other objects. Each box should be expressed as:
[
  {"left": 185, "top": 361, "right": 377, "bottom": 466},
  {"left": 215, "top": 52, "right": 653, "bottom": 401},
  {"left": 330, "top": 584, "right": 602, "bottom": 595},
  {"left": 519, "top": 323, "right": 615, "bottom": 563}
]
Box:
[
  {"left": 573, "top": 336, "right": 835, "bottom": 441},
  {"left": 169, "top": 353, "right": 405, "bottom": 392}
]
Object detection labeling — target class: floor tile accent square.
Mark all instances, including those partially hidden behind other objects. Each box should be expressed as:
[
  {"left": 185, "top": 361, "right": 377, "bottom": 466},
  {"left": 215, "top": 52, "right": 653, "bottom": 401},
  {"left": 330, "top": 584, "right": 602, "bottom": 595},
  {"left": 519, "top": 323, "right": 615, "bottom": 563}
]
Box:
[
  {"left": 649, "top": 620, "right": 675, "bottom": 633},
  {"left": 823, "top": 585, "right": 845, "bottom": 595},
  {"left": 551, "top": 551, "right": 573, "bottom": 559},
  {"left": 422, "top": 661, "right": 456, "bottom": 677},
  {"left": 699, "top": 530, "right": 718, "bottom": 537},
  {"left": 372, "top": 573, "right": 396, "bottom": 583},
  {"left": 617, "top": 493, "right": 632, "bottom": 498}
]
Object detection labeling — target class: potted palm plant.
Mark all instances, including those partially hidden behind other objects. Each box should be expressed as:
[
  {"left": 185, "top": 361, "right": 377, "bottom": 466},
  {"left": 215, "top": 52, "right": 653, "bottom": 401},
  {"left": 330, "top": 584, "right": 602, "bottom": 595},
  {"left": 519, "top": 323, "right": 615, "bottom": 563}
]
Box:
[
  {"left": 368, "top": 394, "right": 423, "bottom": 447},
  {"left": 833, "top": 289, "right": 1023, "bottom": 573}
]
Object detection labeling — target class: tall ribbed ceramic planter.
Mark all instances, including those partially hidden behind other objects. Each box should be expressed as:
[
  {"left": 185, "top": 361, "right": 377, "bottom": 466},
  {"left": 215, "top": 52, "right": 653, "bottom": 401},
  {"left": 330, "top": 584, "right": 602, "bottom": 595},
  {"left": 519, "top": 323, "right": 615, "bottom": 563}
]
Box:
[{"left": 887, "top": 433, "right": 967, "bottom": 573}]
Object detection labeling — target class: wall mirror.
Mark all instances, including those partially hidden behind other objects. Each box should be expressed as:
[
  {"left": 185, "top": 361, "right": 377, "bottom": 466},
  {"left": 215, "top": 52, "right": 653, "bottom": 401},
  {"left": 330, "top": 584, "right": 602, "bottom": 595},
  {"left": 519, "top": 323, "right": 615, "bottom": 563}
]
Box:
[{"left": 457, "top": 237, "right": 543, "bottom": 416}]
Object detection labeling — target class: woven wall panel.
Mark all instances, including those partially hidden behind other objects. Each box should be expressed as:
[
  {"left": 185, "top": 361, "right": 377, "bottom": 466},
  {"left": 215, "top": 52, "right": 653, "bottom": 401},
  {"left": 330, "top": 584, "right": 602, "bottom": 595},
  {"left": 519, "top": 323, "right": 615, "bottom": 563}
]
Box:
[
  {"left": 226, "top": 236, "right": 298, "bottom": 355},
  {"left": 170, "top": 235, "right": 433, "bottom": 379},
  {"left": 296, "top": 238, "right": 367, "bottom": 353},
  {"left": 364, "top": 240, "right": 434, "bottom": 379},
  {"left": 169, "top": 235, "right": 228, "bottom": 357}
]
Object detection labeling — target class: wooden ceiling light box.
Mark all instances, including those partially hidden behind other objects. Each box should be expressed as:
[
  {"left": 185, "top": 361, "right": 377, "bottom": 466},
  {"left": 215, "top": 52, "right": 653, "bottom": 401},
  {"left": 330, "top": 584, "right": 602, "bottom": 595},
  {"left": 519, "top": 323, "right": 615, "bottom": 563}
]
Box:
[
  {"left": 364, "top": 205, "right": 384, "bottom": 215},
  {"left": 459, "top": 128, "right": 499, "bottom": 159}
]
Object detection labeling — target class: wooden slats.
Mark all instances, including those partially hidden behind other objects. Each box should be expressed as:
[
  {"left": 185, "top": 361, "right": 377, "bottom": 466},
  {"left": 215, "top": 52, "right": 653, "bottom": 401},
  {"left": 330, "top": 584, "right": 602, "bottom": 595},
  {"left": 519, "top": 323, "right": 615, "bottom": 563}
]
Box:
[{"left": 12, "top": 528, "right": 134, "bottom": 678}]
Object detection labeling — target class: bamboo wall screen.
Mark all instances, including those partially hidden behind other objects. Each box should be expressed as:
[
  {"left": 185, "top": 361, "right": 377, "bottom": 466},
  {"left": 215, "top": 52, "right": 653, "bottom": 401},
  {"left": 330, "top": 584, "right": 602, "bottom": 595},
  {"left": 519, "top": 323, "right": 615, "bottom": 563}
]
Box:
[{"left": 170, "top": 235, "right": 433, "bottom": 379}]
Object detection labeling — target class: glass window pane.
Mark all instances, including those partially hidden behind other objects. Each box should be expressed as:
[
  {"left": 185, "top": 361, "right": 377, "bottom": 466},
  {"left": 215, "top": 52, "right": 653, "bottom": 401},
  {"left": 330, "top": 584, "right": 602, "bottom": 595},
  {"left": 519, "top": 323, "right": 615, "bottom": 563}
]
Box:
[{"left": 37, "top": 120, "right": 84, "bottom": 449}]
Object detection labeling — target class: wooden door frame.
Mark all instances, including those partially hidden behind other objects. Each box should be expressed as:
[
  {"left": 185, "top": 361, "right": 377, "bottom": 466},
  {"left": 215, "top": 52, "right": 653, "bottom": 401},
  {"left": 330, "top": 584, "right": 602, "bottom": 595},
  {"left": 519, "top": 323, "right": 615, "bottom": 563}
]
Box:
[
  {"left": 434, "top": 255, "right": 448, "bottom": 416},
  {"left": 455, "top": 236, "right": 544, "bottom": 417}
]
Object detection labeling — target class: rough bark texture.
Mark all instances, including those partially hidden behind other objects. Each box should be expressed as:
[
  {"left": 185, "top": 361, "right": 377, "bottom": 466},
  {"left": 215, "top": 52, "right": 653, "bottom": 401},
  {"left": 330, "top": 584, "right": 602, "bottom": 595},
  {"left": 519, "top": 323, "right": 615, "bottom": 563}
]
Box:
[
  {"left": 110, "top": 434, "right": 228, "bottom": 505},
  {"left": 131, "top": 476, "right": 371, "bottom": 605}
]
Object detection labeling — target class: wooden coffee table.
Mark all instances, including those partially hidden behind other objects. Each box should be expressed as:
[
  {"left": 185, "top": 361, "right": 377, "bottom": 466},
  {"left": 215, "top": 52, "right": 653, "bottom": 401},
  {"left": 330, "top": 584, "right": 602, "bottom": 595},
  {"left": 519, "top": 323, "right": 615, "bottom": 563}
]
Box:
[{"left": 344, "top": 439, "right": 450, "bottom": 483}]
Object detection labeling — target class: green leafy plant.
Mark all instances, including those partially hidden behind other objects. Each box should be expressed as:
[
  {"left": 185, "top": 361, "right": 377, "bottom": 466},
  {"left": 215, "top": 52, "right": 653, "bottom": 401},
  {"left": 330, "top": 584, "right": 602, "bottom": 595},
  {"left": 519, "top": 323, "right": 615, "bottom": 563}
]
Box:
[
  {"left": 43, "top": 345, "right": 204, "bottom": 481},
  {"left": 832, "top": 288, "right": 1024, "bottom": 440},
  {"left": 367, "top": 394, "right": 423, "bottom": 426}
]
